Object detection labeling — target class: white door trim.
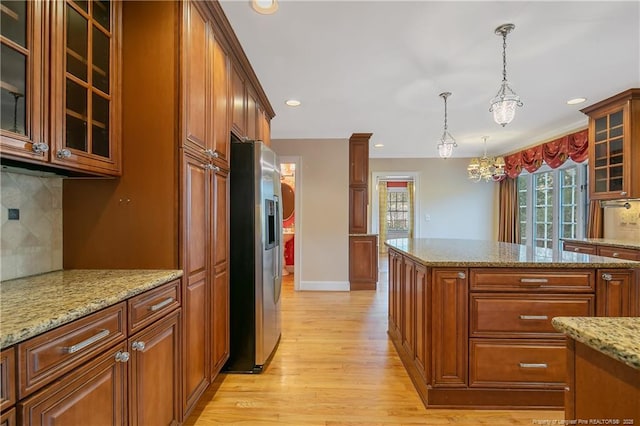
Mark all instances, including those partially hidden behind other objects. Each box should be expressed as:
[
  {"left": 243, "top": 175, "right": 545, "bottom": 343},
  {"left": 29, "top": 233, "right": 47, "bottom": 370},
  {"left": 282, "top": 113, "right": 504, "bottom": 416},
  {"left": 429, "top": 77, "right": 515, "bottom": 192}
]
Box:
[
  {"left": 279, "top": 155, "right": 302, "bottom": 291},
  {"left": 371, "top": 171, "right": 421, "bottom": 243}
]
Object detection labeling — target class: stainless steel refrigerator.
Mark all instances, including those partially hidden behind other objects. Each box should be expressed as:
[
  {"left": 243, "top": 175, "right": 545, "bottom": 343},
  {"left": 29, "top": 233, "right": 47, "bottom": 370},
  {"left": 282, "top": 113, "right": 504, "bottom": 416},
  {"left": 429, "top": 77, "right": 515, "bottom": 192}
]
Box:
[{"left": 225, "top": 138, "right": 282, "bottom": 373}]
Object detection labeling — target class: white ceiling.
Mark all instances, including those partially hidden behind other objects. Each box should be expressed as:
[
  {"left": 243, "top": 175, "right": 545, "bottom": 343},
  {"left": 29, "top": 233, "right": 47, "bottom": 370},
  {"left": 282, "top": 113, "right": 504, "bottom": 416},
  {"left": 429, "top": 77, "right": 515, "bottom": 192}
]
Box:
[{"left": 219, "top": 1, "right": 640, "bottom": 158}]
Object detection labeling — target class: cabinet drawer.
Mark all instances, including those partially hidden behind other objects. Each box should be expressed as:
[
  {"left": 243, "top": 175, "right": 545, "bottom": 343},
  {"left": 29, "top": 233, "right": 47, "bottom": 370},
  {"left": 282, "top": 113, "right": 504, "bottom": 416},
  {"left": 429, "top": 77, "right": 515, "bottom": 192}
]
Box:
[
  {"left": 1, "top": 347, "right": 16, "bottom": 412},
  {"left": 469, "top": 339, "right": 566, "bottom": 389},
  {"left": 597, "top": 246, "right": 640, "bottom": 261},
  {"left": 470, "top": 269, "right": 595, "bottom": 293},
  {"left": 128, "top": 279, "right": 181, "bottom": 335},
  {"left": 18, "top": 303, "right": 126, "bottom": 398},
  {"left": 563, "top": 242, "right": 597, "bottom": 255},
  {"left": 470, "top": 294, "right": 594, "bottom": 338}
]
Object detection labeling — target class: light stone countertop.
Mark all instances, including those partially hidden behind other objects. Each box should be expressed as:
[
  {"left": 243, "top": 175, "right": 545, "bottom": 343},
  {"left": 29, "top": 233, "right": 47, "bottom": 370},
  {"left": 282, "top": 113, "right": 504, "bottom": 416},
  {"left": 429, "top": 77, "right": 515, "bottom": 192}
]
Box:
[
  {"left": 562, "top": 237, "right": 640, "bottom": 250},
  {"left": 0, "top": 269, "right": 183, "bottom": 349},
  {"left": 552, "top": 317, "right": 640, "bottom": 370},
  {"left": 385, "top": 238, "right": 640, "bottom": 268}
]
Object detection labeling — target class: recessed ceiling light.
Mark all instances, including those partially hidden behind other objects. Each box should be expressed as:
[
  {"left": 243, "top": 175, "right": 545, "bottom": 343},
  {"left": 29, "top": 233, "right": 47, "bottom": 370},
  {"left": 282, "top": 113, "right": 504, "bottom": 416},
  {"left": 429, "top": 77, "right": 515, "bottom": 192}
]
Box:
[
  {"left": 251, "top": 0, "right": 278, "bottom": 15},
  {"left": 285, "top": 99, "right": 301, "bottom": 107},
  {"left": 373, "top": 143, "right": 384, "bottom": 148},
  {"left": 567, "top": 97, "right": 587, "bottom": 105}
]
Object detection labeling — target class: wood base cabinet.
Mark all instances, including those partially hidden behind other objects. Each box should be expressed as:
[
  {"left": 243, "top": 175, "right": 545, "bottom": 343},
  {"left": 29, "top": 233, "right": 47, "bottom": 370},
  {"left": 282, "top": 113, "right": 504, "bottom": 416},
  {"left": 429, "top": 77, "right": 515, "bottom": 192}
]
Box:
[
  {"left": 565, "top": 339, "right": 640, "bottom": 423},
  {"left": 385, "top": 248, "right": 637, "bottom": 409},
  {"left": 19, "top": 343, "right": 129, "bottom": 426},
  {"left": 349, "top": 235, "right": 378, "bottom": 290},
  {"left": 128, "top": 311, "right": 181, "bottom": 426}
]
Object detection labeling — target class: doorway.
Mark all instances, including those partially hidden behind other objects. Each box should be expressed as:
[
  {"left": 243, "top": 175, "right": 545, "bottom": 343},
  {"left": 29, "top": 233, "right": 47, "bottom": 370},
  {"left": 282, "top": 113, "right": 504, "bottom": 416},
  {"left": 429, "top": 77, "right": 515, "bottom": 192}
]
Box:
[
  {"left": 371, "top": 172, "right": 420, "bottom": 253},
  {"left": 279, "top": 156, "right": 301, "bottom": 291}
]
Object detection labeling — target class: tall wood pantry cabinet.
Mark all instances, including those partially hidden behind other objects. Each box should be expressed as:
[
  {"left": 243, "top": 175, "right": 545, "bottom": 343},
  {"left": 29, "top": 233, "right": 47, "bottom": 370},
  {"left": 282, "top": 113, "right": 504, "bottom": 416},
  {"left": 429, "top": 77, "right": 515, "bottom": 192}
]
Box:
[
  {"left": 0, "top": 0, "right": 122, "bottom": 176},
  {"left": 62, "top": 0, "right": 274, "bottom": 421}
]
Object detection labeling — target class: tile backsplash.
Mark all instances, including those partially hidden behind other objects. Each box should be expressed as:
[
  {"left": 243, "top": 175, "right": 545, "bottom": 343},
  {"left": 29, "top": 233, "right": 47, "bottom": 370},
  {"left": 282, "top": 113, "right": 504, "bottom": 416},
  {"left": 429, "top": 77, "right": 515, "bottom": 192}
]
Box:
[
  {"left": 604, "top": 200, "right": 640, "bottom": 242},
  {"left": 1, "top": 171, "right": 63, "bottom": 281}
]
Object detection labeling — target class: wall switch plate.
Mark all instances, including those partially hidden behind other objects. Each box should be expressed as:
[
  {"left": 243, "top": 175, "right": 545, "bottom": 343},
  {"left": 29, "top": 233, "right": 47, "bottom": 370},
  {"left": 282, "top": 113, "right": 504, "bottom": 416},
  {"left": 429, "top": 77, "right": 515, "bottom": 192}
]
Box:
[{"left": 8, "top": 208, "right": 19, "bottom": 220}]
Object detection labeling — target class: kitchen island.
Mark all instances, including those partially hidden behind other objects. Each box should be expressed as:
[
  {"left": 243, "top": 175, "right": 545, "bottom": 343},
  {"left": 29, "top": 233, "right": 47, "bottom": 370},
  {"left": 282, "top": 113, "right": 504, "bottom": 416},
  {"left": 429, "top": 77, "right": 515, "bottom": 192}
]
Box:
[
  {"left": 553, "top": 317, "right": 640, "bottom": 423},
  {"left": 386, "top": 238, "right": 639, "bottom": 409}
]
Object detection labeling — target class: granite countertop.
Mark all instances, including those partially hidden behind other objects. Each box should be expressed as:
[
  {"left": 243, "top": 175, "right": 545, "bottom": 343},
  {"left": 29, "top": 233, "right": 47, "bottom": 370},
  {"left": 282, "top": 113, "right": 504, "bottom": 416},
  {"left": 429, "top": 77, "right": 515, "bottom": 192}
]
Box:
[
  {"left": 385, "top": 238, "right": 640, "bottom": 268},
  {"left": 552, "top": 317, "right": 640, "bottom": 370},
  {"left": 562, "top": 238, "right": 640, "bottom": 250},
  {"left": 0, "top": 269, "right": 183, "bottom": 349}
]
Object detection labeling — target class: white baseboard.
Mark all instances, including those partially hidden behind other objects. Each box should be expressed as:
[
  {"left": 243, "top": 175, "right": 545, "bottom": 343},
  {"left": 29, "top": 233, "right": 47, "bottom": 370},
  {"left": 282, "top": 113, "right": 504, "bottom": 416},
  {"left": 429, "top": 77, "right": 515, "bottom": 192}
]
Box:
[{"left": 298, "top": 280, "right": 350, "bottom": 291}]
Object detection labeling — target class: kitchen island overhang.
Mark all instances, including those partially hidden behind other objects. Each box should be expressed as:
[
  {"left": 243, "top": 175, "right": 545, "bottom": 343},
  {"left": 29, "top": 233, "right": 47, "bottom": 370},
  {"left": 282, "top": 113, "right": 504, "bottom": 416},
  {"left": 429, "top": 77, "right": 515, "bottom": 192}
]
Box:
[{"left": 385, "top": 238, "right": 639, "bottom": 409}]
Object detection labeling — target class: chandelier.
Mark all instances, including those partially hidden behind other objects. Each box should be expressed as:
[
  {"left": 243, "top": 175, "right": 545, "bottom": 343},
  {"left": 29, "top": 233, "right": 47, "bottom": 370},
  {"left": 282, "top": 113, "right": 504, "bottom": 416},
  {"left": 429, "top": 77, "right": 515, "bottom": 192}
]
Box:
[
  {"left": 436, "top": 92, "right": 457, "bottom": 158},
  {"left": 489, "top": 23, "right": 523, "bottom": 126},
  {"left": 467, "top": 136, "right": 506, "bottom": 182}
]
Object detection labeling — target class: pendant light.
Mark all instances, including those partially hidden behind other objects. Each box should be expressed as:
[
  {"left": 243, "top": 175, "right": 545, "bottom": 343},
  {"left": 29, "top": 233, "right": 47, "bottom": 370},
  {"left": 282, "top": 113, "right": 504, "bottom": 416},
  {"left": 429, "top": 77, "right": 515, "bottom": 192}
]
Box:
[
  {"left": 467, "top": 136, "right": 506, "bottom": 182},
  {"left": 436, "top": 92, "right": 457, "bottom": 158},
  {"left": 489, "top": 23, "right": 523, "bottom": 126}
]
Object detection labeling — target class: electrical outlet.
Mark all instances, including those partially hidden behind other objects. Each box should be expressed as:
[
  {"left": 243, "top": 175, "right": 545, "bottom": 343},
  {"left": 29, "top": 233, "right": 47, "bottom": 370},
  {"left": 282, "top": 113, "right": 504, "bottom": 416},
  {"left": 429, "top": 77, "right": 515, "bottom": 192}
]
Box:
[{"left": 8, "top": 208, "right": 19, "bottom": 220}]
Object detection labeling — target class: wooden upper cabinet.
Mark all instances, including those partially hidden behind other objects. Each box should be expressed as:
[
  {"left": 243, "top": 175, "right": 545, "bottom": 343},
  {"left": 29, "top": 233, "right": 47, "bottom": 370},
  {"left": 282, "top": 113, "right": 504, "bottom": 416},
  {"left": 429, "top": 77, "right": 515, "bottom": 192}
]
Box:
[
  {"left": 349, "top": 136, "right": 369, "bottom": 186},
  {"left": 0, "top": 1, "right": 47, "bottom": 162},
  {"left": 1, "top": 0, "right": 122, "bottom": 176},
  {"left": 230, "top": 64, "right": 246, "bottom": 138},
  {"left": 210, "top": 36, "right": 230, "bottom": 168},
  {"left": 246, "top": 86, "right": 258, "bottom": 140},
  {"left": 581, "top": 89, "right": 640, "bottom": 200},
  {"left": 183, "top": 0, "right": 208, "bottom": 154},
  {"left": 261, "top": 112, "right": 271, "bottom": 146},
  {"left": 49, "top": 0, "right": 122, "bottom": 175}
]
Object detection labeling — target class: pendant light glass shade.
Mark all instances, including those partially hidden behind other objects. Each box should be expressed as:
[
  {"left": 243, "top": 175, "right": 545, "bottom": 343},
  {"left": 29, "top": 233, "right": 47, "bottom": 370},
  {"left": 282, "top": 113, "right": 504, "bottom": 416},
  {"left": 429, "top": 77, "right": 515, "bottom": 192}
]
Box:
[
  {"left": 436, "top": 92, "right": 457, "bottom": 158},
  {"left": 490, "top": 24, "right": 522, "bottom": 126}
]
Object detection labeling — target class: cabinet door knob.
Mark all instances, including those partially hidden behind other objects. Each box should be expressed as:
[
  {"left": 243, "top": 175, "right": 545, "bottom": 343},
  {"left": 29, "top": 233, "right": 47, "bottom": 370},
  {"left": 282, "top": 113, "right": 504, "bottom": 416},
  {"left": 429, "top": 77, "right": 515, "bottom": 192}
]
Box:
[
  {"left": 457, "top": 272, "right": 466, "bottom": 279},
  {"left": 115, "top": 351, "right": 130, "bottom": 362},
  {"left": 132, "top": 341, "right": 146, "bottom": 351},
  {"left": 32, "top": 142, "right": 49, "bottom": 153},
  {"left": 56, "top": 148, "right": 72, "bottom": 159},
  {"left": 621, "top": 191, "right": 628, "bottom": 196},
  {"left": 602, "top": 273, "right": 613, "bottom": 281}
]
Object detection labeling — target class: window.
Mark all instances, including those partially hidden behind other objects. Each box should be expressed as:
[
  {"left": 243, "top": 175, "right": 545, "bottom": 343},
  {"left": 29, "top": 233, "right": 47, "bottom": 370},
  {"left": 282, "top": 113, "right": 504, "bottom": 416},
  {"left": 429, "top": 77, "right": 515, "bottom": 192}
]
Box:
[
  {"left": 386, "top": 189, "right": 409, "bottom": 237},
  {"left": 518, "top": 161, "right": 588, "bottom": 251}
]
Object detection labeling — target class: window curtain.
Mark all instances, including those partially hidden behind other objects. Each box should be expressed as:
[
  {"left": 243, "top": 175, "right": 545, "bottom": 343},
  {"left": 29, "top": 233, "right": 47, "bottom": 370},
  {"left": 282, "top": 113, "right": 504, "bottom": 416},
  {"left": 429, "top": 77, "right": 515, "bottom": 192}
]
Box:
[
  {"left": 378, "top": 182, "right": 388, "bottom": 253},
  {"left": 407, "top": 181, "right": 415, "bottom": 238},
  {"left": 503, "top": 129, "right": 588, "bottom": 178},
  {"left": 498, "top": 177, "right": 520, "bottom": 243},
  {"left": 587, "top": 200, "right": 604, "bottom": 238}
]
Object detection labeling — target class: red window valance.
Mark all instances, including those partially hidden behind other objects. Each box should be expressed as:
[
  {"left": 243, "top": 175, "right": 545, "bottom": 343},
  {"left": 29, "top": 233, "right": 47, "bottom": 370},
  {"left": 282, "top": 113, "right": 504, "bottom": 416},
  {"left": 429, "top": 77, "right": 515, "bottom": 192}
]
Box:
[{"left": 504, "top": 129, "right": 588, "bottom": 178}]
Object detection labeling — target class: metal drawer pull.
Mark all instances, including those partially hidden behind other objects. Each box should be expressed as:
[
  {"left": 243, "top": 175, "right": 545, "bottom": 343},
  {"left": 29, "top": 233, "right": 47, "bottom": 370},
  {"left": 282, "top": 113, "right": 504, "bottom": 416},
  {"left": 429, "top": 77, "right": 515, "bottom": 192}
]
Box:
[
  {"left": 149, "top": 297, "right": 174, "bottom": 312},
  {"left": 520, "top": 278, "right": 548, "bottom": 284},
  {"left": 602, "top": 273, "right": 613, "bottom": 281},
  {"left": 612, "top": 252, "right": 620, "bottom": 257},
  {"left": 573, "top": 248, "right": 580, "bottom": 252},
  {"left": 519, "top": 363, "right": 547, "bottom": 369},
  {"left": 63, "top": 329, "right": 110, "bottom": 354},
  {"left": 519, "top": 315, "right": 548, "bottom": 320},
  {"left": 457, "top": 272, "right": 466, "bottom": 279}
]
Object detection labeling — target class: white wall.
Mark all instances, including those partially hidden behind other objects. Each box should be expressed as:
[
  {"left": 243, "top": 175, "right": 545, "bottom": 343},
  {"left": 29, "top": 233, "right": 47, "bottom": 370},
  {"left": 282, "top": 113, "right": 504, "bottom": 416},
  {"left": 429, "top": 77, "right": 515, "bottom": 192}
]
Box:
[
  {"left": 369, "top": 158, "right": 498, "bottom": 241},
  {"left": 271, "top": 139, "right": 349, "bottom": 290}
]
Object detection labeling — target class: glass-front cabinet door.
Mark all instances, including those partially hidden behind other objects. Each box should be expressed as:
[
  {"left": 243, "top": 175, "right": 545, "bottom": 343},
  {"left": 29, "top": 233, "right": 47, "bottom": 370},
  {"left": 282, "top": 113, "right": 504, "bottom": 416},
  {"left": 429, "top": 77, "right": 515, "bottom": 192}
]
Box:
[
  {"left": 0, "top": 0, "right": 47, "bottom": 160},
  {"left": 50, "top": 0, "right": 121, "bottom": 174}
]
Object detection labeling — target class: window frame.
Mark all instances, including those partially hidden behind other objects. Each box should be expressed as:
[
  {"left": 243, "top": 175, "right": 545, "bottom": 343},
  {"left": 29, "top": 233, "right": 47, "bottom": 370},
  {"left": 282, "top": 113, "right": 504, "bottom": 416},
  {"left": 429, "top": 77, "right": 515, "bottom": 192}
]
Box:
[{"left": 518, "top": 160, "right": 589, "bottom": 251}]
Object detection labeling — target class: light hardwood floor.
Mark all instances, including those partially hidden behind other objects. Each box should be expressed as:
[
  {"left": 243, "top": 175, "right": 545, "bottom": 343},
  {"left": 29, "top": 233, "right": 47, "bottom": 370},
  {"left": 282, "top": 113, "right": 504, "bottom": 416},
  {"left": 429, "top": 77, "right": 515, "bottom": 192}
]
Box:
[{"left": 185, "top": 259, "right": 563, "bottom": 425}]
